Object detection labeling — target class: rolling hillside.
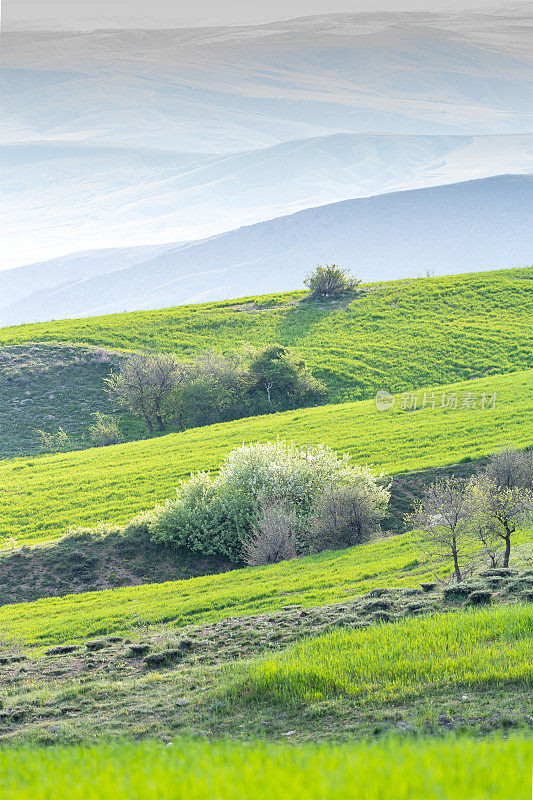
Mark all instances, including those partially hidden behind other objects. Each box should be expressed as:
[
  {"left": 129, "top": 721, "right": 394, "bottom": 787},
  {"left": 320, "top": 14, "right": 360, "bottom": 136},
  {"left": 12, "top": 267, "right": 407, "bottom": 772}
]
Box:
[
  {"left": 1, "top": 176, "right": 532, "bottom": 324},
  {"left": 2, "top": 369, "right": 531, "bottom": 546},
  {"left": 1, "top": 525, "right": 531, "bottom": 649},
  {"left": 2, "top": 7, "right": 532, "bottom": 789},
  {"left": 1, "top": 268, "right": 531, "bottom": 406}
]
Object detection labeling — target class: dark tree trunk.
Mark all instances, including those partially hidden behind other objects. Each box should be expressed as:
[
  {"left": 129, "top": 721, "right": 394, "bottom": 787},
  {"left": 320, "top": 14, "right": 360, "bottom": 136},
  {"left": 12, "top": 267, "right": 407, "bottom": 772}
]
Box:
[
  {"left": 452, "top": 543, "right": 462, "bottom": 582},
  {"left": 155, "top": 414, "right": 165, "bottom": 432},
  {"left": 143, "top": 414, "right": 154, "bottom": 434},
  {"left": 503, "top": 532, "right": 511, "bottom": 567}
]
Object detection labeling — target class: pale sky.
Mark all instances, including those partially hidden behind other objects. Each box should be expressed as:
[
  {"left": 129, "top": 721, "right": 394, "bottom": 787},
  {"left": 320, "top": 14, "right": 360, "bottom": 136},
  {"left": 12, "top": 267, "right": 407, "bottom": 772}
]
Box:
[{"left": 3, "top": 0, "right": 505, "bottom": 30}]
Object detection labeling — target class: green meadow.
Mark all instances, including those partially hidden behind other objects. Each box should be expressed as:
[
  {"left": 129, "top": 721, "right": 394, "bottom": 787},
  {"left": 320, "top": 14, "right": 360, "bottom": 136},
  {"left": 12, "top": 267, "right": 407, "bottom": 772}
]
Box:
[
  {"left": 230, "top": 605, "right": 533, "bottom": 705},
  {"left": 1, "top": 528, "right": 531, "bottom": 649},
  {"left": 1, "top": 268, "right": 531, "bottom": 401},
  {"left": 1, "top": 268, "right": 532, "bottom": 790},
  {"left": 2, "top": 369, "right": 531, "bottom": 546},
  {"left": 2, "top": 736, "right": 530, "bottom": 800}
]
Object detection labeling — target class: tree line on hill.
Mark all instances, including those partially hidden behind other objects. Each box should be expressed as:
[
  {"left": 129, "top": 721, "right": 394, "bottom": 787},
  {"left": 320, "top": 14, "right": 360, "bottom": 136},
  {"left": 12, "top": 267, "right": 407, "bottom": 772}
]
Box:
[
  {"left": 105, "top": 344, "right": 327, "bottom": 435},
  {"left": 105, "top": 265, "right": 358, "bottom": 436},
  {"left": 34, "top": 266, "right": 360, "bottom": 451}
]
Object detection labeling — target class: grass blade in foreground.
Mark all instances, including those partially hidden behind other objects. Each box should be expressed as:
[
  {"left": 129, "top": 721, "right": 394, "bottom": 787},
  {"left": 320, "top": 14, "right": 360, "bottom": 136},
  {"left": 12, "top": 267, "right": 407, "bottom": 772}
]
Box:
[{"left": 1, "top": 737, "right": 531, "bottom": 800}]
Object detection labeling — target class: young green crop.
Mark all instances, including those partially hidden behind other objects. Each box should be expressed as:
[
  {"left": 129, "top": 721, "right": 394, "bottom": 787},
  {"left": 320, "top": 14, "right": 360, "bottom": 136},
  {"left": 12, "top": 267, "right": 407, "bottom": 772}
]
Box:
[
  {"left": 1, "top": 268, "right": 531, "bottom": 402},
  {"left": 228, "top": 605, "right": 533, "bottom": 706},
  {"left": 1, "top": 736, "right": 531, "bottom": 800}
]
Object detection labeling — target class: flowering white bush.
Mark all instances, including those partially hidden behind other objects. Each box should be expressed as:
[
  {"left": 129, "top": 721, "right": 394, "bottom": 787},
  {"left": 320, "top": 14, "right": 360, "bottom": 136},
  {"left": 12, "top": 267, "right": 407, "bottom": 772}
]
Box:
[{"left": 152, "top": 440, "right": 389, "bottom": 562}]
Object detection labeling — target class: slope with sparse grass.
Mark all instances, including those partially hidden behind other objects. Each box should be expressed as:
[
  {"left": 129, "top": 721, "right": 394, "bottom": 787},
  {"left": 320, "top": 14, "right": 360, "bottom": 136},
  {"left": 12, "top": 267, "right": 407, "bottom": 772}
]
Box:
[{"left": 0, "top": 527, "right": 531, "bottom": 649}]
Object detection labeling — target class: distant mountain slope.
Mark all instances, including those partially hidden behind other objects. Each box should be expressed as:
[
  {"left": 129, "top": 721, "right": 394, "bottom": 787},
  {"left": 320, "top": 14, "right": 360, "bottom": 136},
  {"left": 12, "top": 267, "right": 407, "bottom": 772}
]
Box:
[
  {"left": 2, "top": 134, "right": 532, "bottom": 269},
  {"left": 0, "top": 242, "right": 183, "bottom": 308},
  {"left": 1, "top": 175, "right": 531, "bottom": 325}
]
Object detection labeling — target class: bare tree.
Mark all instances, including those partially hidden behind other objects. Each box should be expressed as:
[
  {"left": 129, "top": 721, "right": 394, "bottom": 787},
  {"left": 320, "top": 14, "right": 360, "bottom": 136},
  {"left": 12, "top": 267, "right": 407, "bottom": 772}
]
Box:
[
  {"left": 485, "top": 447, "right": 533, "bottom": 490},
  {"left": 243, "top": 499, "right": 299, "bottom": 566},
  {"left": 407, "top": 478, "right": 473, "bottom": 582},
  {"left": 105, "top": 351, "right": 185, "bottom": 433},
  {"left": 307, "top": 483, "right": 383, "bottom": 552},
  {"left": 470, "top": 476, "right": 532, "bottom": 567}
]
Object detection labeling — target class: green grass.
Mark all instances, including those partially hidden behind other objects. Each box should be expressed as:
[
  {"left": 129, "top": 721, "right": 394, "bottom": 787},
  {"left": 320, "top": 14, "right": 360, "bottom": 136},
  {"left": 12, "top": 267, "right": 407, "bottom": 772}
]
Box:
[
  {"left": 1, "top": 736, "right": 531, "bottom": 800},
  {"left": 229, "top": 605, "right": 533, "bottom": 706},
  {"left": 2, "top": 369, "right": 531, "bottom": 546},
  {"left": 1, "top": 528, "right": 531, "bottom": 649},
  {"left": 1, "top": 268, "right": 531, "bottom": 402}
]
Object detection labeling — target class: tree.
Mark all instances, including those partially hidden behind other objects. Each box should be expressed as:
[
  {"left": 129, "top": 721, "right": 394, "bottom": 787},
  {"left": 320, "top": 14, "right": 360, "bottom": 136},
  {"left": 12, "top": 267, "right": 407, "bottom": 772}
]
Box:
[
  {"left": 243, "top": 498, "right": 299, "bottom": 566},
  {"left": 304, "top": 264, "right": 360, "bottom": 299},
  {"left": 306, "top": 482, "right": 387, "bottom": 552},
  {"left": 485, "top": 447, "right": 533, "bottom": 490},
  {"left": 172, "top": 350, "right": 249, "bottom": 428},
  {"left": 407, "top": 478, "right": 473, "bottom": 582},
  {"left": 105, "top": 352, "right": 187, "bottom": 433},
  {"left": 470, "top": 477, "right": 532, "bottom": 567},
  {"left": 248, "top": 344, "right": 326, "bottom": 410}
]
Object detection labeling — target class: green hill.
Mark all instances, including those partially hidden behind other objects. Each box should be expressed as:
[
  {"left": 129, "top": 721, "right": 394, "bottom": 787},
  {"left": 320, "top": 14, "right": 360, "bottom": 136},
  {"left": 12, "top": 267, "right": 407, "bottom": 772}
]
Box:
[
  {"left": 1, "top": 268, "right": 531, "bottom": 403},
  {"left": 0, "top": 343, "right": 149, "bottom": 459},
  {"left": 1, "top": 525, "right": 531, "bottom": 649},
  {"left": 2, "top": 369, "right": 531, "bottom": 547}
]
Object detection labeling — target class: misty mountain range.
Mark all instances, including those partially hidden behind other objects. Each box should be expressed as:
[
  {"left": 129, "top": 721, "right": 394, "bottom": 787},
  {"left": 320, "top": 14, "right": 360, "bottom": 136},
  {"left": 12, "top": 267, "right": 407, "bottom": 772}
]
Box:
[{"left": 1, "top": 8, "right": 532, "bottom": 321}]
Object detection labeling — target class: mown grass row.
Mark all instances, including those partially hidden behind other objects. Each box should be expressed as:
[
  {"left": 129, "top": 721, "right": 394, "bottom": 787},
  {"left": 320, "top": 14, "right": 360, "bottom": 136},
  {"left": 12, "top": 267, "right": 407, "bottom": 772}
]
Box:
[
  {"left": 2, "top": 736, "right": 531, "bottom": 800},
  {"left": 1, "top": 529, "right": 531, "bottom": 649},
  {"left": 228, "top": 605, "right": 533, "bottom": 706},
  {"left": 1, "top": 268, "right": 531, "bottom": 401},
  {"left": 2, "top": 369, "right": 531, "bottom": 546}
]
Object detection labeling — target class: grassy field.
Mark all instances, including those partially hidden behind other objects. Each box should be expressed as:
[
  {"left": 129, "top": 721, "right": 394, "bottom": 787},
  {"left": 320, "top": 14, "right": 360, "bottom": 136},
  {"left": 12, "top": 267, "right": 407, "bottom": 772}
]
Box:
[
  {"left": 1, "top": 736, "right": 531, "bottom": 800},
  {"left": 230, "top": 605, "right": 533, "bottom": 706},
  {"left": 1, "top": 368, "right": 531, "bottom": 546},
  {"left": 1, "top": 528, "right": 531, "bottom": 649},
  {"left": 1, "top": 268, "right": 531, "bottom": 402}
]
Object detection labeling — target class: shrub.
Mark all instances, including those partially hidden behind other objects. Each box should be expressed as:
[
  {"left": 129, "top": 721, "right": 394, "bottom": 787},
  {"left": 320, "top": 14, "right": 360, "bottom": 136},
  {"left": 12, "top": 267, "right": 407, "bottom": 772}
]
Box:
[
  {"left": 247, "top": 344, "right": 326, "bottom": 411},
  {"left": 305, "top": 483, "right": 386, "bottom": 552},
  {"left": 243, "top": 499, "right": 299, "bottom": 566},
  {"left": 304, "top": 264, "right": 360, "bottom": 299},
  {"left": 89, "top": 412, "right": 122, "bottom": 446},
  {"left": 152, "top": 441, "right": 389, "bottom": 563},
  {"left": 468, "top": 590, "right": 492, "bottom": 605},
  {"left": 35, "top": 427, "right": 71, "bottom": 453},
  {"left": 152, "top": 472, "right": 253, "bottom": 561}
]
